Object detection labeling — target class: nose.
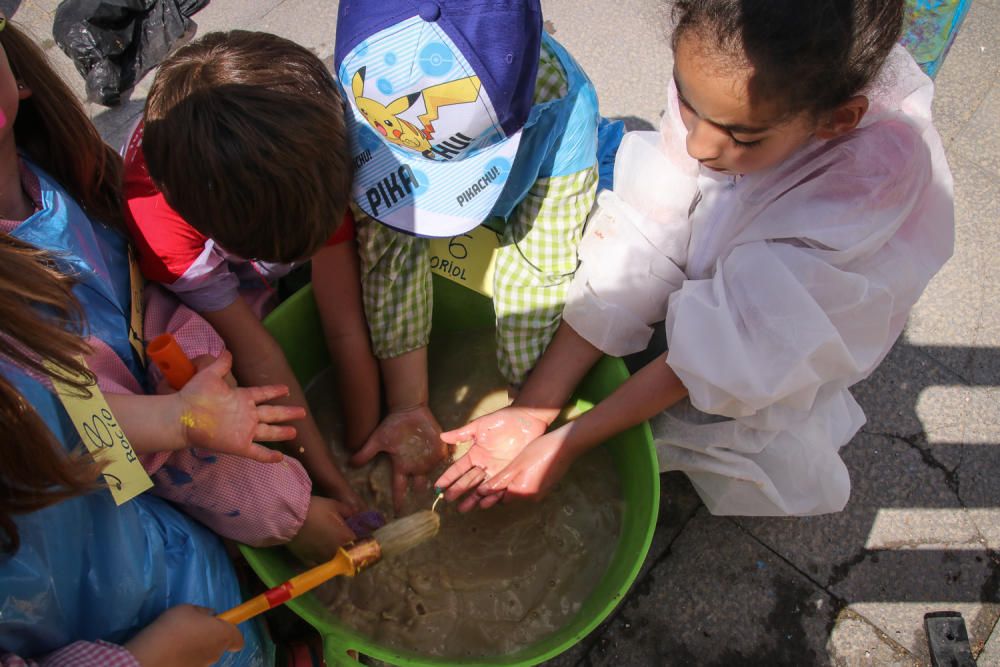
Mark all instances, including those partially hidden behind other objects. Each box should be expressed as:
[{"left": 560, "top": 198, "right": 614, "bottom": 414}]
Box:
[{"left": 685, "top": 119, "right": 724, "bottom": 162}]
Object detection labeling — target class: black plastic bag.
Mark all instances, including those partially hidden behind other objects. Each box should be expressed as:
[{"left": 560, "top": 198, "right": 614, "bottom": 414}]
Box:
[{"left": 53, "top": 0, "right": 209, "bottom": 106}]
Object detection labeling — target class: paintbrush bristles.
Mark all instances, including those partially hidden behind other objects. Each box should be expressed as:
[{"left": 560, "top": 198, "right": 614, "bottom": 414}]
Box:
[{"left": 373, "top": 510, "right": 441, "bottom": 558}]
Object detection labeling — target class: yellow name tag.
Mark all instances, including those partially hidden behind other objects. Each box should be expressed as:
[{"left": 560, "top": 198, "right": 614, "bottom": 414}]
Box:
[
  {"left": 429, "top": 226, "right": 502, "bottom": 297},
  {"left": 127, "top": 245, "right": 146, "bottom": 366},
  {"left": 47, "top": 360, "right": 153, "bottom": 505}
]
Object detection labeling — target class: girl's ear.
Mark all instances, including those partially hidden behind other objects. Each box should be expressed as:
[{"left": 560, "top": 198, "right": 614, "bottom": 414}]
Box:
[
  {"left": 16, "top": 81, "right": 31, "bottom": 100},
  {"left": 815, "top": 95, "right": 869, "bottom": 140}
]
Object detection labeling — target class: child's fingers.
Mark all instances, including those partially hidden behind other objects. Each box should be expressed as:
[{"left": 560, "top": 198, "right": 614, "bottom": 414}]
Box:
[
  {"left": 433, "top": 455, "right": 473, "bottom": 491},
  {"left": 350, "top": 434, "right": 383, "bottom": 467},
  {"left": 457, "top": 489, "right": 488, "bottom": 513},
  {"left": 255, "top": 404, "right": 306, "bottom": 424},
  {"left": 391, "top": 471, "right": 409, "bottom": 515},
  {"left": 444, "top": 466, "right": 486, "bottom": 502},
  {"left": 330, "top": 498, "right": 355, "bottom": 518},
  {"left": 478, "top": 492, "right": 504, "bottom": 510},
  {"left": 245, "top": 384, "right": 292, "bottom": 404},
  {"left": 253, "top": 423, "right": 298, "bottom": 442},
  {"left": 479, "top": 465, "right": 516, "bottom": 495},
  {"left": 440, "top": 424, "right": 477, "bottom": 445},
  {"left": 244, "top": 442, "right": 284, "bottom": 464}
]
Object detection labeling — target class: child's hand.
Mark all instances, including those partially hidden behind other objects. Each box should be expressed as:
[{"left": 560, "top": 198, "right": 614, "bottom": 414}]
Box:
[
  {"left": 351, "top": 405, "right": 448, "bottom": 512},
  {"left": 472, "top": 423, "right": 581, "bottom": 509},
  {"left": 434, "top": 407, "right": 547, "bottom": 512},
  {"left": 124, "top": 604, "right": 244, "bottom": 667},
  {"left": 287, "top": 496, "right": 358, "bottom": 565},
  {"left": 178, "top": 351, "right": 305, "bottom": 463}
]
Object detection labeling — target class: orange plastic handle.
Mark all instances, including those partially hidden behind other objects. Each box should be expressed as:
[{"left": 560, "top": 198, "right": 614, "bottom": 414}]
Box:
[
  {"left": 217, "top": 549, "right": 355, "bottom": 624},
  {"left": 147, "top": 334, "right": 196, "bottom": 390}
]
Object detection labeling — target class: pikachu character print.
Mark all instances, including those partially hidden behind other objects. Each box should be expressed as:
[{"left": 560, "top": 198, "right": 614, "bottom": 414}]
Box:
[{"left": 351, "top": 67, "right": 482, "bottom": 159}]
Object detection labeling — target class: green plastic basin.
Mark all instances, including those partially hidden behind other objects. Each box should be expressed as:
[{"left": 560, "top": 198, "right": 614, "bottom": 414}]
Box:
[{"left": 246, "top": 276, "right": 658, "bottom": 666}]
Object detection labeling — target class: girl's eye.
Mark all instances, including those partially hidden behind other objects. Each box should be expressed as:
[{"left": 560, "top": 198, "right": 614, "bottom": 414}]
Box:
[{"left": 732, "top": 137, "right": 763, "bottom": 149}]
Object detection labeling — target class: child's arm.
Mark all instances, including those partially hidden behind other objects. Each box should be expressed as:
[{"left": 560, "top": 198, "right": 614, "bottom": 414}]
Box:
[
  {"left": 201, "top": 298, "right": 363, "bottom": 511},
  {"left": 474, "top": 351, "right": 687, "bottom": 507},
  {"left": 350, "top": 347, "right": 448, "bottom": 513},
  {"left": 106, "top": 351, "right": 302, "bottom": 462},
  {"left": 352, "top": 215, "right": 448, "bottom": 512},
  {"left": 311, "top": 241, "right": 380, "bottom": 452}
]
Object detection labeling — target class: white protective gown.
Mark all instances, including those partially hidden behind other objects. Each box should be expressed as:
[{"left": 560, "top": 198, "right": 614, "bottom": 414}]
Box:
[{"left": 564, "top": 46, "right": 955, "bottom": 516}]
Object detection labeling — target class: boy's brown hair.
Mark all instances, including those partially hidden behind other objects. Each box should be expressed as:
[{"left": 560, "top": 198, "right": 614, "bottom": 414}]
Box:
[{"left": 143, "top": 30, "right": 352, "bottom": 263}]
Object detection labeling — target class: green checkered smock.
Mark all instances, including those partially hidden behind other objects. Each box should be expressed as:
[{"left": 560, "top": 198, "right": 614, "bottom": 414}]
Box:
[{"left": 356, "top": 39, "right": 599, "bottom": 384}]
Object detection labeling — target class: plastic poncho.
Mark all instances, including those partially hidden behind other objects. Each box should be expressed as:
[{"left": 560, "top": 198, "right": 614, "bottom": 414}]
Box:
[
  {"left": 0, "top": 164, "right": 270, "bottom": 665},
  {"left": 565, "top": 45, "right": 955, "bottom": 516}
]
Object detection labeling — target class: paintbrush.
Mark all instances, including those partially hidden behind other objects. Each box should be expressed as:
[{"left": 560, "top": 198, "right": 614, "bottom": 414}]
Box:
[{"left": 218, "top": 510, "right": 441, "bottom": 624}]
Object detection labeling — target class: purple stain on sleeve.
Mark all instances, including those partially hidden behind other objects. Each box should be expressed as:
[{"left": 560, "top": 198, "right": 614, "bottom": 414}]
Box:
[
  {"left": 190, "top": 449, "right": 217, "bottom": 463},
  {"left": 162, "top": 465, "right": 193, "bottom": 486},
  {"left": 346, "top": 511, "right": 386, "bottom": 539},
  {"left": 226, "top": 510, "right": 241, "bottom": 517}
]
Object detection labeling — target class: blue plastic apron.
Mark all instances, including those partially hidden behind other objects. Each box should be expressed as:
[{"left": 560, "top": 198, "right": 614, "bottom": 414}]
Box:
[{"left": 0, "top": 164, "right": 271, "bottom": 665}]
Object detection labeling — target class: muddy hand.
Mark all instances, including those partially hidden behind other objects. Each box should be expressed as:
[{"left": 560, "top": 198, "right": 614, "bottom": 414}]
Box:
[
  {"left": 180, "top": 351, "right": 302, "bottom": 463},
  {"left": 351, "top": 404, "right": 448, "bottom": 512},
  {"left": 288, "top": 496, "right": 358, "bottom": 565},
  {"left": 434, "top": 406, "right": 547, "bottom": 512}
]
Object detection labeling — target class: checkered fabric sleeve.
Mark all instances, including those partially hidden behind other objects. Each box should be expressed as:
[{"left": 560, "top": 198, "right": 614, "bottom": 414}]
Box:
[
  {"left": 2, "top": 641, "right": 141, "bottom": 667},
  {"left": 355, "top": 207, "right": 433, "bottom": 359},
  {"left": 356, "top": 42, "right": 570, "bottom": 361},
  {"left": 494, "top": 166, "right": 598, "bottom": 384},
  {"left": 533, "top": 39, "right": 569, "bottom": 104}
]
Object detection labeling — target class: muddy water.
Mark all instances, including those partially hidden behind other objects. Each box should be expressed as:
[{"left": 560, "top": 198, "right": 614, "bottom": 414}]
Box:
[{"left": 307, "top": 328, "right": 623, "bottom": 659}]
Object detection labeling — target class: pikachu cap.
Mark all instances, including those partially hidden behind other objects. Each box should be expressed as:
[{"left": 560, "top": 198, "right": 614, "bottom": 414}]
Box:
[{"left": 335, "top": 0, "right": 542, "bottom": 237}]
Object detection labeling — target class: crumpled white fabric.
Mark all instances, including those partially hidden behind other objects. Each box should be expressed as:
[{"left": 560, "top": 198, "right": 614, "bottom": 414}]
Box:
[
  {"left": 565, "top": 84, "right": 698, "bottom": 356},
  {"left": 566, "top": 45, "right": 955, "bottom": 516}
]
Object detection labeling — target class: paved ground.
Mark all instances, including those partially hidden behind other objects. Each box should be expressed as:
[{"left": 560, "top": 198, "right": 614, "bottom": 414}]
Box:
[{"left": 7, "top": 0, "right": 998, "bottom": 664}]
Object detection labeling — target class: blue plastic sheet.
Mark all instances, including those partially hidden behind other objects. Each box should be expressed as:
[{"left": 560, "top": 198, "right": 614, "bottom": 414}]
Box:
[{"left": 0, "top": 164, "right": 270, "bottom": 665}]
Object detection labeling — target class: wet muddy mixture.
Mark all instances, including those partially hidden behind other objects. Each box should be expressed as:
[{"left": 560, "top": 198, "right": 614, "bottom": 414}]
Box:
[{"left": 307, "top": 328, "right": 623, "bottom": 659}]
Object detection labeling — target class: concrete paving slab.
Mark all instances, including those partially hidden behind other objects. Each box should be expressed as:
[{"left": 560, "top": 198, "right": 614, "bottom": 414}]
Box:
[
  {"left": 905, "top": 153, "right": 1000, "bottom": 379},
  {"left": 826, "top": 609, "right": 920, "bottom": 666},
  {"left": 737, "top": 431, "right": 974, "bottom": 584},
  {"left": 845, "top": 600, "right": 998, "bottom": 663},
  {"left": 952, "top": 81, "right": 1000, "bottom": 179},
  {"left": 853, "top": 339, "right": 969, "bottom": 441},
  {"left": 931, "top": 0, "right": 1000, "bottom": 147},
  {"left": 557, "top": 509, "right": 840, "bottom": 666},
  {"left": 540, "top": 0, "right": 672, "bottom": 130},
  {"left": 979, "top": 617, "right": 1000, "bottom": 666}
]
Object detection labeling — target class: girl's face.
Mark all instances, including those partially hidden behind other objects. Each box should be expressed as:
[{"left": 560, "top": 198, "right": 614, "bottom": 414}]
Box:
[{"left": 673, "top": 32, "right": 817, "bottom": 176}]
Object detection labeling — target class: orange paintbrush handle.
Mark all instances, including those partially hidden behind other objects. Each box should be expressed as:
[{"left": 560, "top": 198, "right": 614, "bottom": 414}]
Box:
[
  {"left": 218, "top": 549, "right": 356, "bottom": 625},
  {"left": 147, "top": 333, "right": 196, "bottom": 390}
]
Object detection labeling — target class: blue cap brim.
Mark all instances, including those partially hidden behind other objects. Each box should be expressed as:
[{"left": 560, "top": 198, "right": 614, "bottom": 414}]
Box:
[{"left": 348, "top": 107, "right": 521, "bottom": 238}]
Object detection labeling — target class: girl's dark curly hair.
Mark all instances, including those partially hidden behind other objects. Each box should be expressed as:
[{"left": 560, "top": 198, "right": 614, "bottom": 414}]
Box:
[{"left": 672, "top": 0, "right": 904, "bottom": 118}]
